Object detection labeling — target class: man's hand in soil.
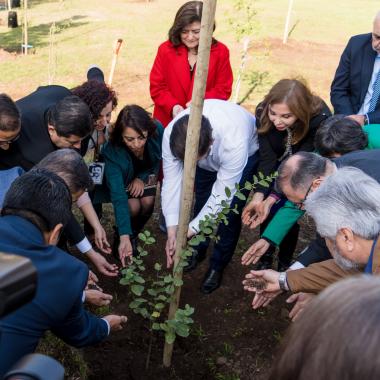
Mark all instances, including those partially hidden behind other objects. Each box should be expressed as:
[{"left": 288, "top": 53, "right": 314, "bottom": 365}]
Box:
[
  {"left": 286, "top": 292, "right": 316, "bottom": 321},
  {"left": 243, "top": 269, "right": 281, "bottom": 293},
  {"left": 166, "top": 226, "right": 177, "bottom": 268},
  {"left": 103, "top": 315, "right": 128, "bottom": 332},
  {"left": 86, "top": 249, "right": 119, "bottom": 277},
  {"left": 241, "top": 239, "right": 270, "bottom": 266},
  {"left": 85, "top": 289, "right": 113, "bottom": 306}
]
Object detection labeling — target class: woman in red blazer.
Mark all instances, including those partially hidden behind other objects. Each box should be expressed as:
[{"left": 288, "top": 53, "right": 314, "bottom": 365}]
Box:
[{"left": 149, "top": 1, "right": 233, "bottom": 127}]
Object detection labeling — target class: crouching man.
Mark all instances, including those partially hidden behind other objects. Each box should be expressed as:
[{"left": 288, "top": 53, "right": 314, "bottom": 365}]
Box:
[
  {"left": 162, "top": 99, "right": 259, "bottom": 294},
  {"left": 0, "top": 170, "right": 127, "bottom": 376}
]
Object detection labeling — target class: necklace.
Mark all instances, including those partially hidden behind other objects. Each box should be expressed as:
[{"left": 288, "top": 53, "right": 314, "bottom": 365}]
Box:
[{"left": 278, "top": 128, "right": 293, "bottom": 161}]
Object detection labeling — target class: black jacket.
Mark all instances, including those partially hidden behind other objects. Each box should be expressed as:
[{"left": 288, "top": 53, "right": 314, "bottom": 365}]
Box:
[
  {"left": 330, "top": 33, "right": 380, "bottom": 123},
  {"left": 255, "top": 101, "right": 331, "bottom": 195},
  {"left": 1, "top": 85, "right": 86, "bottom": 246}
]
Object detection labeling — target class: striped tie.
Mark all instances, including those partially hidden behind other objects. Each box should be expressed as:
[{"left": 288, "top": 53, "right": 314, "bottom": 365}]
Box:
[{"left": 369, "top": 57, "right": 380, "bottom": 112}]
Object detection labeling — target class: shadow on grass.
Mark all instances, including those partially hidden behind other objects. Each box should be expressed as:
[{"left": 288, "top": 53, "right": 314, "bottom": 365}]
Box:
[{"left": 0, "top": 15, "right": 88, "bottom": 53}]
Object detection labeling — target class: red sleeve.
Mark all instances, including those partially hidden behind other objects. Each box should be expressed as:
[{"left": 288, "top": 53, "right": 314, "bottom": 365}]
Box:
[
  {"left": 149, "top": 43, "right": 180, "bottom": 116},
  {"left": 204, "top": 43, "right": 233, "bottom": 100}
]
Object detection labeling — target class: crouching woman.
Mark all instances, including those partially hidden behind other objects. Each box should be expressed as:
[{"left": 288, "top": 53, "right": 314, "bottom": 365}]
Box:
[{"left": 94, "top": 105, "right": 163, "bottom": 266}]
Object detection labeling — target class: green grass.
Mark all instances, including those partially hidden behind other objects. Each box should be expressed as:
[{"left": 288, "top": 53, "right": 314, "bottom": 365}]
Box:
[{"left": 0, "top": 0, "right": 378, "bottom": 109}]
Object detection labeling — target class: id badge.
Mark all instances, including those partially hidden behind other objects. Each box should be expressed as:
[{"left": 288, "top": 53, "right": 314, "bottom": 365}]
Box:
[{"left": 88, "top": 162, "right": 105, "bottom": 185}]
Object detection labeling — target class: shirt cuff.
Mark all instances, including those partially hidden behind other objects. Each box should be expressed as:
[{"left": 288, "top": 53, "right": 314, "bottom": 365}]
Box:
[
  {"left": 289, "top": 261, "right": 305, "bottom": 270},
  {"left": 101, "top": 318, "right": 111, "bottom": 335},
  {"left": 82, "top": 291, "right": 86, "bottom": 303},
  {"left": 76, "top": 238, "right": 92, "bottom": 254},
  {"left": 164, "top": 213, "right": 179, "bottom": 228}
]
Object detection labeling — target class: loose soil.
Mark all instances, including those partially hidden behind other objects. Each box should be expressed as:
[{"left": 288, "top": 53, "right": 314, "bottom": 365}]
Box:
[{"left": 79, "top": 205, "right": 316, "bottom": 380}]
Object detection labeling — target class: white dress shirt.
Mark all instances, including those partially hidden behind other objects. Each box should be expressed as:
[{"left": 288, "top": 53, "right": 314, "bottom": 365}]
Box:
[
  {"left": 162, "top": 99, "right": 259, "bottom": 232},
  {"left": 358, "top": 54, "right": 380, "bottom": 117}
]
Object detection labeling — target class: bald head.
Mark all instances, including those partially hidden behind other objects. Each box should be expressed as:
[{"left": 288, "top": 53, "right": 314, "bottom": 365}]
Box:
[{"left": 276, "top": 152, "right": 336, "bottom": 205}]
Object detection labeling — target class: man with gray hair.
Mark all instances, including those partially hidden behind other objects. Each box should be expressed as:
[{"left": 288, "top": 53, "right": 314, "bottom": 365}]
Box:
[
  {"left": 245, "top": 168, "right": 380, "bottom": 295},
  {"left": 304, "top": 167, "right": 380, "bottom": 273},
  {"left": 242, "top": 150, "right": 380, "bottom": 269},
  {"left": 331, "top": 11, "right": 380, "bottom": 125}
]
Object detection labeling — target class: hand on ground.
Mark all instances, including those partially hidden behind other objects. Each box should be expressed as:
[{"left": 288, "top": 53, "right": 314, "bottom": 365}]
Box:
[
  {"left": 85, "top": 289, "right": 113, "bottom": 306},
  {"left": 87, "top": 249, "right": 118, "bottom": 277},
  {"left": 104, "top": 315, "right": 128, "bottom": 331}
]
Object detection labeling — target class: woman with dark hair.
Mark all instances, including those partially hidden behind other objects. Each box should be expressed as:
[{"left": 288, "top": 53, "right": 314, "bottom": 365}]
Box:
[
  {"left": 242, "top": 79, "right": 331, "bottom": 270},
  {"left": 149, "top": 0, "right": 233, "bottom": 127},
  {"left": 94, "top": 105, "right": 163, "bottom": 266},
  {"left": 269, "top": 276, "right": 380, "bottom": 380},
  {"left": 72, "top": 80, "right": 118, "bottom": 155}
]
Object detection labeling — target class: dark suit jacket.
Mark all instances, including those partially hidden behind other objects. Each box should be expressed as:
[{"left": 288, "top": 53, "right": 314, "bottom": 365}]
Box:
[
  {"left": 15, "top": 85, "right": 72, "bottom": 170},
  {"left": 2, "top": 85, "right": 88, "bottom": 246},
  {"left": 0, "top": 216, "right": 108, "bottom": 376},
  {"left": 330, "top": 33, "right": 380, "bottom": 122}
]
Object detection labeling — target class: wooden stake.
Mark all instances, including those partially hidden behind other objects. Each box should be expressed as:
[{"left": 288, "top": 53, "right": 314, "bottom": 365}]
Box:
[
  {"left": 7, "top": 0, "right": 11, "bottom": 10},
  {"left": 23, "top": 0, "right": 28, "bottom": 55},
  {"left": 283, "top": 0, "right": 294, "bottom": 44},
  {"left": 108, "top": 38, "right": 123, "bottom": 86},
  {"left": 162, "top": 0, "right": 217, "bottom": 368},
  {"left": 233, "top": 36, "right": 250, "bottom": 103}
]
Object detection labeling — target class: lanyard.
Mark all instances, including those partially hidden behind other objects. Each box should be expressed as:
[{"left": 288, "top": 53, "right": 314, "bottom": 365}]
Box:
[{"left": 364, "top": 236, "right": 379, "bottom": 274}]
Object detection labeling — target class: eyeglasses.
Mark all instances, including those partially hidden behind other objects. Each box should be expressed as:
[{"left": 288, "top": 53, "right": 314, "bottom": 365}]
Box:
[
  {"left": 294, "top": 180, "right": 315, "bottom": 210},
  {"left": 0, "top": 133, "right": 20, "bottom": 148}
]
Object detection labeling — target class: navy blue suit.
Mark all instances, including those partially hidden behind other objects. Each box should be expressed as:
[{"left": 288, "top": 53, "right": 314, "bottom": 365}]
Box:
[
  {"left": 330, "top": 33, "right": 380, "bottom": 123},
  {"left": 0, "top": 216, "right": 108, "bottom": 376}
]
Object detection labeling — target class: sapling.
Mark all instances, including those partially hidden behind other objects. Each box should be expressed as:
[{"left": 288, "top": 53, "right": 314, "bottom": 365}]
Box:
[{"left": 119, "top": 172, "right": 276, "bottom": 368}]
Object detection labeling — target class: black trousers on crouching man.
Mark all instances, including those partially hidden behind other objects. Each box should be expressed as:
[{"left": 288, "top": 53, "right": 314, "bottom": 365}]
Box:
[{"left": 192, "top": 151, "right": 260, "bottom": 271}]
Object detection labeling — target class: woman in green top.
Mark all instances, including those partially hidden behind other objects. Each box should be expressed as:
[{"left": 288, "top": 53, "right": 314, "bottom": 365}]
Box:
[{"left": 99, "top": 105, "right": 163, "bottom": 266}]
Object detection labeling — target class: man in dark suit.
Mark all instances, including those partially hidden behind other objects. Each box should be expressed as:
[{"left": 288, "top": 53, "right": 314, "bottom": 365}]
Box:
[
  {"left": 0, "top": 89, "right": 118, "bottom": 277},
  {"left": 331, "top": 12, "right": 380, "bottom": 125},
  {"left": 1, "top": 86, "right": 91, "bottom": 170},
  {"left": 0, "top": 170, "right": 127, "bottom": 377}
]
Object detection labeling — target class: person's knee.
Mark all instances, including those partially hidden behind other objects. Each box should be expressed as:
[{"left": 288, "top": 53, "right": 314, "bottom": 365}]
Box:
[
  {"left": 128, "top": 199, "right": 141, "bottom": 216},
  {"left": 140, "top": 197, "right": 155, "bottom": 215}
]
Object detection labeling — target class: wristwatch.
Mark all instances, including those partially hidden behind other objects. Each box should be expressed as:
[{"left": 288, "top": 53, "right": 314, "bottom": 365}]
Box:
[{"left": 278, "top": 272, "right": 289, "bottom": 291}]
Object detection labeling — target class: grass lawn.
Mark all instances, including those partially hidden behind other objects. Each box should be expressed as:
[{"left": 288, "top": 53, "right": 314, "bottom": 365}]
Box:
[{"left": 0, "top": 0, "right": 378, "bottom": 111}]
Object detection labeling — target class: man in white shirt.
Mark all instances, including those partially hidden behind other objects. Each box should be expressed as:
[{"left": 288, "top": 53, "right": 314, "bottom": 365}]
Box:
[
  {"left": 162, "top": 99, "right": 259, "bottom": 294},
  {"left": 331, "top": 11, "right": 380, "bottom": 125}
]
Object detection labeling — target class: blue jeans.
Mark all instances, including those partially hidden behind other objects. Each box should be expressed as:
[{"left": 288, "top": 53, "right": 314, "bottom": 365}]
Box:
[{"left": 193, "top": 151, "right": 259, "bottom": 271}]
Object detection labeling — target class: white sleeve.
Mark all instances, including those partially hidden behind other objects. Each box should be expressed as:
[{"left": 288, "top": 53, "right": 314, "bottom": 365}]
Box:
[
  {"left": 161, "top": 128, "right": 184, "bottom": 227},
  {"left": 76, "top": 237, "right": 92, "bottom": 254},
  {"left": 189, "top": 142, "right": 248, "bottom": 232}
]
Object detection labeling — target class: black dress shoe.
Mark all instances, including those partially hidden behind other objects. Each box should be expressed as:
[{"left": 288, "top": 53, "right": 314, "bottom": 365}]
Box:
[
  {"left": 200, "top": 268, "right": 223, "bottom": 294},
  {"left": 183, "top": 250, "right": 206, "bottom": 273}
]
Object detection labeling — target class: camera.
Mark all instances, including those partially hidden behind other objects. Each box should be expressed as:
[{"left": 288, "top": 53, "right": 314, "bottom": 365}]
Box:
[{"left": 0, "top": 252, "right": 64, "bottom": 380}]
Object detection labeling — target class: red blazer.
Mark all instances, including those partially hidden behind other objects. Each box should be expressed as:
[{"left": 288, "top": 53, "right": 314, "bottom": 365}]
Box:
[{"left": 149, "top": 40, "right": 233, "bottom": 127}]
